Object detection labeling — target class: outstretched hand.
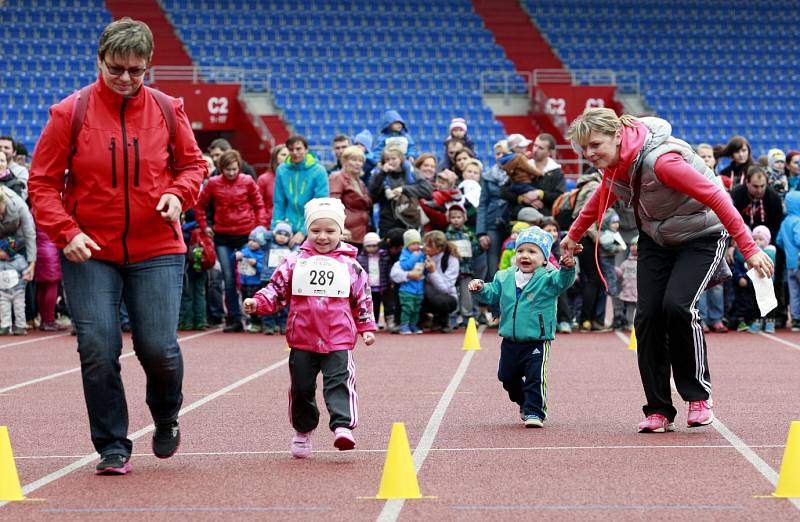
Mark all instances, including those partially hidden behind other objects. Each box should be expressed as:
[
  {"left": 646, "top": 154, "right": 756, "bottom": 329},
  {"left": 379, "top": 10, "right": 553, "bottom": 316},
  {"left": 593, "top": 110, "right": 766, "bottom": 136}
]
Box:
[
  {"left": 242, "top": 298, "right": 258, "bottom": 314},
  {"left": 746, "top": 251, "right": 774, "bottom": 279},
  {"left": 468, "top": 279, "right": 484, "bottom": 292},
  {"left": 362, "top": 332, "right": 376, "bottom": 346}
]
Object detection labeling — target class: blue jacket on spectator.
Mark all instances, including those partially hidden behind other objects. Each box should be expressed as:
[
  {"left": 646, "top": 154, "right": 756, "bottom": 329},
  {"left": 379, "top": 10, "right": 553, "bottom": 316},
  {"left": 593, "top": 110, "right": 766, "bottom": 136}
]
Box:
[
  {"left": 476, "top": 164, "right": 510, "bottom": 236},
  {"left": 272, "top": 153, "right": 329, "bottom": 234},
  {"left": 237, "top": 245, "right": 264, "bottom": 286},
  {"left": 373, "top": 110, "right": 417, "bottom": 159},
  {"left": 398, "top": 247, "right": 425, "bottom": 295}
]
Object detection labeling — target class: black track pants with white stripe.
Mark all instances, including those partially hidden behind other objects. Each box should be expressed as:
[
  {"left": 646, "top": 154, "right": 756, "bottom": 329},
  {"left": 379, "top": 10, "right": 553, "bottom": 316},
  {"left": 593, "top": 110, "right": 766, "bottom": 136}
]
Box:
[
  {"left": 288, "top": 349, "right": 358, "bottom": 434},
  {"left": 634, "top": 231, "right": 727, "bottom": 421}
]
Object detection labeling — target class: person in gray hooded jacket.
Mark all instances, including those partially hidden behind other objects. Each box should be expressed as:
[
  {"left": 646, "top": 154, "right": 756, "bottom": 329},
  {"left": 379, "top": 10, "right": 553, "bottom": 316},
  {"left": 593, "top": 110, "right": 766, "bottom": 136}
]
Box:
[{"left": 559, "top": 108, "right": 773, "bottom": 434}]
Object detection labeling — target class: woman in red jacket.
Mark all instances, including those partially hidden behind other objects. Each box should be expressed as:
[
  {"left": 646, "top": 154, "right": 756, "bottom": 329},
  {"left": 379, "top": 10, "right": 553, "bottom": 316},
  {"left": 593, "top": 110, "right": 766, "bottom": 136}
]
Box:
[
  {"left": 195, "top": 149, "right": 267, "bottom": 332},
  {"left": 328, "top": 145, "right": 372, "bottom": 249},
  {"left": 257, "top": 144, "right": 288, "bottom": 227},
  {"left": 28, "top": 18, "right": 206, "bottom": 475}
]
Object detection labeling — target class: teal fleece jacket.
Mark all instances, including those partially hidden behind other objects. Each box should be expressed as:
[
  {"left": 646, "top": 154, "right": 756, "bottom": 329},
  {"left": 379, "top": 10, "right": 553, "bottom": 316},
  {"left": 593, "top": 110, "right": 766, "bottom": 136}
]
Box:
[
  {"left": 473, "top": 265, "right": 576, "bottom": 342},
  {"left": 271, "top": 153, "right": 329, "bottom": 234}
]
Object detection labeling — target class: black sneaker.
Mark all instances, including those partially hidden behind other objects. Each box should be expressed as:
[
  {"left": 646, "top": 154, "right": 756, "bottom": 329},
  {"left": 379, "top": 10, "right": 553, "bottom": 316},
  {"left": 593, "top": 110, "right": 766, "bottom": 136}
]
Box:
[
  {"left": 152, "top": 421, "right": 180, "bottom": 459},
  {"left": 222, "top": 321, "right": 244, "bottom": 333},
  {"left": 95, "top": 454, "right": 131, "bottom": 475}
]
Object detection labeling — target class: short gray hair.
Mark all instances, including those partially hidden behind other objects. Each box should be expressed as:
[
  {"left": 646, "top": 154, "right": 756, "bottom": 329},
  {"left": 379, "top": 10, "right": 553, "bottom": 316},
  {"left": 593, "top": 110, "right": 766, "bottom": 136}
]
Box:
[{"left": 98, "top": 18, "right": 154, "bottom": 62}]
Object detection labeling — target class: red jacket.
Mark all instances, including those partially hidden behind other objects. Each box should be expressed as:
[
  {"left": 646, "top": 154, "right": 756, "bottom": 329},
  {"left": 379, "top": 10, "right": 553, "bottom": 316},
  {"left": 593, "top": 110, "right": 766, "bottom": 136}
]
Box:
[
  {"left": 195, "top": 173, "right": 268, "bottom": 236},
  {"left": 29, "top": 76, "right": 206, "bottom": 264},
  {"left": 257, "top": 170, "right": 275, "bottom": 226}
]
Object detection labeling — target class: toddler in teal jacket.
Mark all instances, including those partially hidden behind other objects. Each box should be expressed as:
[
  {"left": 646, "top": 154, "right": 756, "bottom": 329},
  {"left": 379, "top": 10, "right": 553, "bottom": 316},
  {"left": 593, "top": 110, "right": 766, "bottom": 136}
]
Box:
[{"left": 469, "top": 226, "right": 576, "bottom": 428}]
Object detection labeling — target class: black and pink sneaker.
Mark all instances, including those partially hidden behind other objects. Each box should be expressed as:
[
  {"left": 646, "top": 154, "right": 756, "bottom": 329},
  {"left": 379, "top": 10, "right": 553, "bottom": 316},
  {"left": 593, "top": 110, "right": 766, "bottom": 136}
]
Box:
[{"left": 95, "top": 454, "right": 131, "bottom": 475}]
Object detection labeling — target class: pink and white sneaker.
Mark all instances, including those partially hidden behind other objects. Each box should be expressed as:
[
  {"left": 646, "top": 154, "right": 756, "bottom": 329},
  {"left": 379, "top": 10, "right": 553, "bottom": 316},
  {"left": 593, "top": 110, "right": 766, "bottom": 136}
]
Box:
[
  {"left": 290, "top": 431, "right": 312, "bottom": 459},
  {"left": 333, "top": 427, "right": 356, "bottom": 451},
  {"left": 637, "top": 413, "right": 675, "bottom": 433},
  {"left": 687, "top": 399, "right": 715, "bottom": 427}
]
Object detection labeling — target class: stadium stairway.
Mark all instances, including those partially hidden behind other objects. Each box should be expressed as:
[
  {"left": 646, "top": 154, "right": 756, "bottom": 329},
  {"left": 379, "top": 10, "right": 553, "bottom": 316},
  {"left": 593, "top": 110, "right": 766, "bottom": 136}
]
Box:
[
  {"left": 104, "top": 0, "right": 193, "bottom": 66},
  {"left": 472, "top": 0, "right": 569, "bottom": 145}
]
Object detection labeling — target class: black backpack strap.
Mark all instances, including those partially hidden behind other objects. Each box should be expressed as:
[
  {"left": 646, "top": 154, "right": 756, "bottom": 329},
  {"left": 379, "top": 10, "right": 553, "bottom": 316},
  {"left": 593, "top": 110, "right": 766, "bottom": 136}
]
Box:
[
  {"left": 146, "top": 86, "right": 177, "bottom": 164},
  {"left": 631, "top": 168, "right": 643, "bottom": 230},
  {"left": 68, "top": 85, "right": 93, "bottom": 172}
]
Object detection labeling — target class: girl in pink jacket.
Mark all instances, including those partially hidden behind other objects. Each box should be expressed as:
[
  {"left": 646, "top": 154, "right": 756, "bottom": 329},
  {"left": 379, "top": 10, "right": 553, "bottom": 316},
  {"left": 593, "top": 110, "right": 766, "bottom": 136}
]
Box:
[{"left": 243, "top": 198, "right": 376, "bottom": 458}]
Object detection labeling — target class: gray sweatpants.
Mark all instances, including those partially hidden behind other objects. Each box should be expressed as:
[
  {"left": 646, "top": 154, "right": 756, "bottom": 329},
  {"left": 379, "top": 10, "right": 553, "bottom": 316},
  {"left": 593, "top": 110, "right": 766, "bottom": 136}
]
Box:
[
  {"left": 0, "top": 288, "right": 25, "bottom": 329},
  {"left": 288, "top": 349, "right": 358, "bottom": 434}
]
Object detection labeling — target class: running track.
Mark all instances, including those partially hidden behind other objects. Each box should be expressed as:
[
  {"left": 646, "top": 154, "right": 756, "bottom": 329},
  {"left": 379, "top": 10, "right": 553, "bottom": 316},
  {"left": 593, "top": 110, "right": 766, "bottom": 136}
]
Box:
[{"left": 0, "top": 326, "right": 798, "bottom": 521}]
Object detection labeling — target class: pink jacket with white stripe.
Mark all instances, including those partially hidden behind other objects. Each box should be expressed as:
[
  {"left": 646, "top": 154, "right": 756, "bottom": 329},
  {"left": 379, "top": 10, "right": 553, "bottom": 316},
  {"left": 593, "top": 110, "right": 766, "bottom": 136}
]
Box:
[{"left": 252, "top": 240, "right": 376, "bottom": 353}]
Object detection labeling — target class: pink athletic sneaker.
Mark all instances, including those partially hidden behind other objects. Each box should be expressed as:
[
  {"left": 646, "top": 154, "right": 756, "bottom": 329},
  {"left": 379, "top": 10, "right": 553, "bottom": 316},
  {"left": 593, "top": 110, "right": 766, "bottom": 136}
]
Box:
[
  {"left": 637, "top": 414, "right": 675, "bottom": 433},
  {"left": 687, "top": 400, "right": 715, "bottom": 427},
  {"left": 333, "top": 427, "right": 355, "bottom": 451},
  {"left": 290, "top": 431, "right": 312, "bottom": 458}
]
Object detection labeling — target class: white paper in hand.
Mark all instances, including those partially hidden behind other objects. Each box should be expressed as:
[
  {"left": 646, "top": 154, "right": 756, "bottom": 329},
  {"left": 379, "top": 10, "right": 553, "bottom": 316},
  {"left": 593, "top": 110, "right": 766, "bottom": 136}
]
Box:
[{"left": 746, "top": 268, "right": 777, "bottom": 316}]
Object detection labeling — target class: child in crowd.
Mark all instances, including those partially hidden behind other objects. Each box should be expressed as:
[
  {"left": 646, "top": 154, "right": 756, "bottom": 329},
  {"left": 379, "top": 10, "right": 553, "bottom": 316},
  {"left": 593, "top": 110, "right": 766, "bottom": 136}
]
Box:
[
  {"left": 34, "top": 225, "right": 67, "bottom": 331},
  {"left": 237, "top": 226, "right": 267, "bottom": 333},
  {"left": 598, "top": 209, "right": 627, "bottom": 329},
  {"left": 243, "top": 198, "right": 376, "bottom": 458},
  {"left": 751, "top": 225, "right": 777, "bottom": 333},
  {"left": 395, "top": 229, "right": 426, "bottom": 334},
  {"left": 469, "top": 227, "right": 576, "bottom": 428},
  {"left": 443, "top": 117, "right": 475, "bottom": 154},
  {"left": 766, "top": 149, "right": 788, "bottom": 196},
  {"left": 357, "top": 232, "right": 392, "bottom": 329},
  {"left": 373, "top": 110, "right": 417, "bottom": 160},
  {"left": 0, "top": 238, "right": 28, "bottom": 335},
  {"left": 730, "top": 226, "right": 771, "bottom": 333},
  {"left": 616, "top": 235, "right": 639, "bottom": 331},
  {"left": 445, "top": 204, "right": 479, "bottom": 328},
  {"left": 499, "top": 152, "right": 541, "bottom": 197},
  {"left": 421, "top": 169, "right": 465, "bottom": 230},
  {"left": 459, "top": 158, "right": 482, "bottom": 228},
  {"left": 179, "top": 217, "right": 215, "bottom": 331},
  {"left": 777, "top": 191, "right": 800, "bottom": 331},
  {"left": 261, "top": 221, "right": 296, "bottom": 335},
  {"left": 499, "top": 222, "right": 531, "bottom": 270}
]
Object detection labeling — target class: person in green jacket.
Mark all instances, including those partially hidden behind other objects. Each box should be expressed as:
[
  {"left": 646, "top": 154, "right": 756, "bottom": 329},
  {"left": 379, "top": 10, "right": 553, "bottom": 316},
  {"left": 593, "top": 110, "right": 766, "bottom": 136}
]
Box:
[{"left": 469, "top": 226, "right": 576, "bottom": 428}]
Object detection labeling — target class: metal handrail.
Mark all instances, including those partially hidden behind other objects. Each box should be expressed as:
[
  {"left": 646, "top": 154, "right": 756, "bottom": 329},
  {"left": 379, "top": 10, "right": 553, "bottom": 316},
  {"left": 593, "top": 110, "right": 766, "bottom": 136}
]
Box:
[
  {"left": 532, "top": 68, "right": 640, "bottom": 94},
  {"left": 148, "top": 66, "right": 270, "bottom": 93},
  {"left": 479, "top": 70, "right": 533, "bottom": 97}
]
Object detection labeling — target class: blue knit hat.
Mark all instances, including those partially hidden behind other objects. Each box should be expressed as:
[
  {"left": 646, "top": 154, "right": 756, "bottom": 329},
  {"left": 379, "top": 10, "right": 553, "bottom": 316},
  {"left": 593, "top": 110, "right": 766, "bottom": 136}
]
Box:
[
  {"left": 516, "top": 226, "right": 553, "bottom": 259},
  {"left": 248, "top": 226, "right": 269, "bottom": 247},
  {"left": 353, "top": 129, "right": 373, "bottom": 151}
]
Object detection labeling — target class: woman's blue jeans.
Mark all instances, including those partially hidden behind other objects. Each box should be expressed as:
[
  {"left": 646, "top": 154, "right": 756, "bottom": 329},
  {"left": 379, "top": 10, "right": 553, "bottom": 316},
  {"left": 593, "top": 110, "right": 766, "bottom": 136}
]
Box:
[{"left": 62, "top": 254, "right": 184, "bottom": 458}]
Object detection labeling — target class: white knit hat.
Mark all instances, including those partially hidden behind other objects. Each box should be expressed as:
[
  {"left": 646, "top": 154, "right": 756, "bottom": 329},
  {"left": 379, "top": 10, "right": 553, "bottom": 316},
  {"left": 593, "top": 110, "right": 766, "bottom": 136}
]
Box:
[
  {"left": 449, "top": 117, "right": 467, "bottom": 132},
  {"left": 304, "top": 197, "right": 346, "bottom": 232},
  {"left": 363, "top": 232, "right": 381, "bottom": 247}
]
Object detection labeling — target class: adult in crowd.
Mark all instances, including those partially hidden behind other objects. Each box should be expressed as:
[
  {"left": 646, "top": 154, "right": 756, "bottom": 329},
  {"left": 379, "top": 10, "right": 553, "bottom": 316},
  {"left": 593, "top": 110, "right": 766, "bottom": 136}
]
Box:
[
  {"left": 476, "top": 140, "right": 510, "bottom": 283},
  {"left": 0, "top": 136, "right": 28, "bottom": 200},
  {"left": 451, "top": 147, "right": 475, "bottom": 180},
  {"left": 560, "top": 108, "right": 772, "bottom": 434},
  {"left": 716, "top": 135, "right": 753, "bottom": 190},
  {"left": 414, "top": 153, "right": 438, "bottom": 183},
  {"left": 0, "top": 186, "right": 36, "bottom": 282},
  {"left": 257, "top": 144, "right": 288, "bottom": 227},
  {"left": 328, "top": 145, "right": 372, "bottom": 249},
  {"left": 730, "top": 166, "right": 786, "bottom": 327},
  {"left": 440, "top": 138, "right": 466, "bottom": 171},
  {"left": 0, "top": 150, "right": 27, "bottom": 199},
  {"left": 271, "top": 135, "right": 329, "bottom": 246},
  {"left": 501, "top": 133, "right": 566, "bottom": 218},
  {"left": 29, "top": 18, "right": 206, "bottom": 474},
  {"left": 368, "top": 146, "right": 432, "bottom": 234},
  {"left": 391, "top": 230, "right": 459, "bottom": 333},
  {"left": 195, "top": 149, "right": 267, "bottom": 332},
  {"left": 786, "top": 150, "right": 800, "bottom": 191},
  {"left": 327, "top": 134, "right": 351, "bottom": 174},
  {"left": 207, "top": 138, "right": 257, "bottom": 181}
]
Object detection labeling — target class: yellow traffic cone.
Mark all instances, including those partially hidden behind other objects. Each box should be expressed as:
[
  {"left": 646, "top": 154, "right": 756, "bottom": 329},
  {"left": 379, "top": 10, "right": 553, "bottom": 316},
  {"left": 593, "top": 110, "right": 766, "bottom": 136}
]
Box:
[
  {"left": 0, "top": 426, "right": 25, "bottom": 501},
  {"left": 374, "top": 423, "right": 423, "bottom": 499},
  {"left": 462, "top": 317, "right": 481, "bottom": 350},
  {"left": 773, "top": 421, "right": 800, "bottom": 498},
  {"left": 628, "top": 328, "right": 637, "bottom": 351}
]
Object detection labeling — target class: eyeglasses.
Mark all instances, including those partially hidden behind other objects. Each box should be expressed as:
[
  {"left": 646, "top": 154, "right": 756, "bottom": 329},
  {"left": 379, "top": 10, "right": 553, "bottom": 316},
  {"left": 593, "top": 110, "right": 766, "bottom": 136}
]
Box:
[{"left": 103, "top": 61, "right": 147, "bottom": 78}]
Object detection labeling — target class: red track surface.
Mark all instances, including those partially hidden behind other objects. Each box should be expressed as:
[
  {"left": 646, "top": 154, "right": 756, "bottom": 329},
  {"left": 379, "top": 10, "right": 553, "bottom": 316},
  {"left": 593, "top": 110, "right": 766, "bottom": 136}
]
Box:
[{"left": 1, "top": 327, "right": 798, "bottom": 521}]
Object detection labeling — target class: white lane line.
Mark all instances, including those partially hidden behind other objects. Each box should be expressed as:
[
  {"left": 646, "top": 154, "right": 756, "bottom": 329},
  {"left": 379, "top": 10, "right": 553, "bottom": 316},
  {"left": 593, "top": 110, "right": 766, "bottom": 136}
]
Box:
[
  {"left": 0, "top": 329, "right": 220, "bottom": 394},
  {"left": 756, "top": 331, "right": 800, "bottom": 352},
  {"left": 377, "top": 327, "right": 483, "bottom": 522},
  {"left": 614, "top": 333, "right": 800, "bottom": 510},
  {"left": 14, "top": 443, "right": 786, "bottom": 459},
  {"left": 0, "top": 356, "right": 288, "bottom": 509},
  {"left": 0, "top": 333, "right": 71, "bottom": 350}
]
